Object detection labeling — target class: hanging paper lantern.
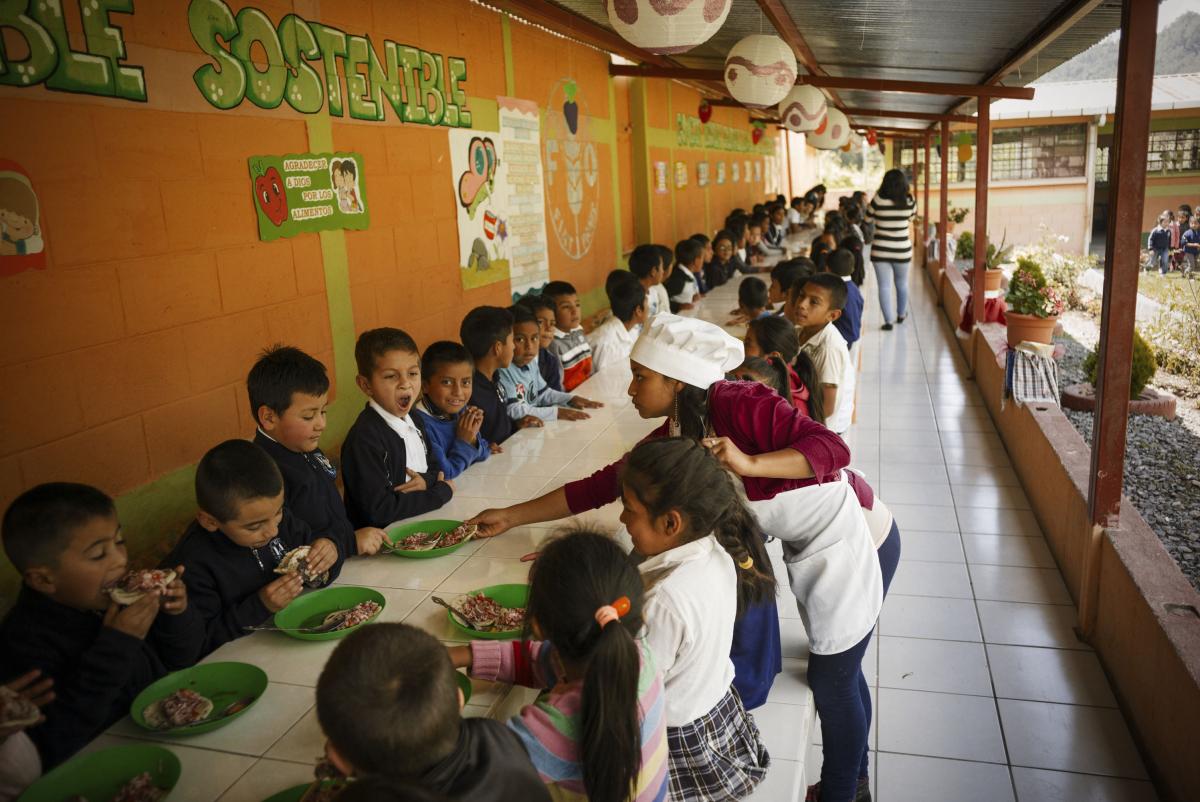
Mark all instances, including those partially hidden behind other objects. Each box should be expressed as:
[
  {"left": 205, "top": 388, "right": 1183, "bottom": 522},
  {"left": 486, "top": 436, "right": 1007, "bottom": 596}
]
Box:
[
  {"left": 607, "top": 0, "right": 733, "bottom": 54},
  {"left": 698, "top": 100, "right": 713, "bottom": 124},
  {"left": 778, "top": 84, "right": 826, "bottom": 133},
  {"left": 806, "top": 107, "right": 849, "bottom": 150},
  {"left": 957, "top": 142, "right": 973, "bottom": 163},
  {"left": 724, "top": 35, "right": 797, "bottom": 108}
]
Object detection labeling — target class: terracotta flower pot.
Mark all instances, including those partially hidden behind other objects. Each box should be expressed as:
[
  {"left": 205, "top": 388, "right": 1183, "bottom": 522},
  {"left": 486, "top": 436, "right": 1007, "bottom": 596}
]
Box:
[
  {"left": 964, "top": 268, "right": 1004, "bottom": 292},
  {"left": 1006, "top": 311, "right": 1058, "bottom": 348}
]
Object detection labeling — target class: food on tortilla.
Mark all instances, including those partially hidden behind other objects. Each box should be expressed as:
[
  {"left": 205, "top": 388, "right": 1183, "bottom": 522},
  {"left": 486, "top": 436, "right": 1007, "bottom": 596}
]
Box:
[
  {"left": 108, "top": 569, "right": 176, "bottom": 605},
  {"left": 0, "top": 686, "right": 39, "bottom": 729},
  {"left": 322, "top": 600, "right": 382, "bottom": 632},
  {"left": 396, "top": 523, "right": 477, "bottom": 551},
  {"left": 396, "top": 531, "right": 439, "bottom": 550},
  {"left": 298, "top": 758, "right": 348, "bottom": 802},
  {"left": 110, "top": 772, "right": 167, "bottom": 802},
  {"left": 456, "top": 593, "right": 525, "bottom": 632},
  {"left": 142, "top": 688, "right": 214, "bottom": 730},
  {"left": 275, "top": 546, "right": 328, "bottom": 587},
  {"left": 439, "top": 523, "right": 478, "bottom": 547}
]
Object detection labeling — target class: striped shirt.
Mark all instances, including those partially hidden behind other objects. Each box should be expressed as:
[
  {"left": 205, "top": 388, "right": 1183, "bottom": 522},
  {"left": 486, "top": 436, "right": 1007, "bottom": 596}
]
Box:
[
  {"left": 470, "top": 639, "right": 670, "bottom": 802},
  {"left": 547, "top": 327, "right": 593, "bottom": 391},
  {"left": 865, "top": 194, "right": 916, "bottom": 262}
]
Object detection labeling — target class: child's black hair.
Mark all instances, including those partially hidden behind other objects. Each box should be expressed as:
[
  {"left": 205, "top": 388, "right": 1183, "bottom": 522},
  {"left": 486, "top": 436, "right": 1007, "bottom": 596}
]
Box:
[
  {"left": 527, "top": 530, "right": 647, "bottom": 802},
  {"left": 793, "top": 351, "right": 825, "bottom": 424},
  {"left": 621, "top": 438, "right": 776, "bottom": 615},
  {"left": 837, "top": 236, "right": 866, "bottom": 285},
  {"left": 749, "top": 212, "right": 769, "bottom": 229},
  {"left": 420, "top": 341, "right": 473, "bottom": 380},
  {"left": 354, "top": 327, "right": 419, "bottom": 377},
  {"left": 247, "top": 344, "right": 330, "bottom": 424},
  {"left": 726, "top": 217, "right": 748, "bottom": 244},
  {"left": 735, "top": 356, "right": 793, "bottom": 405},
  {"left": 2, "top": 483, "right": 115, "bottom": 571},
  {"left": 690, "top": 232, "right": 710, "bottom": 246},
  {"left": 769, "top": 261, "right": 806, "bottom": 295},
  {"left": 653, "top": 245, "right": 674, "bottom": 274},
  {"left": 509, "top": 302, "right": 540, "bottom": 328},
  {"left": 195, "top": 439, "right": 284, "bottom": 523},
  {"left": 712, "top": 228, "right": 734, "bottom": 247},
  {"left": 809, "top": 239, "right": 831, "bottom": 270},
  {"left": 751, "top": 204, "right": 766, "bottom": 216},
  {"left": 519, "top": 293, "right": 555, "bottom": 314},
  {"left": 338, "top": 159, "right": 357, "bottom": 179},
  {"left": 738, "top": 276, "right": 768, "bottom": 312},
  {"left": 748, "top": 315, "right": 799, "bottom": 362},
  {"left": 459, "top": 306, "right": 514, "bottom": 360},
  {"left": 542, "top": 280, "right": 577, "bottom": 302},
  {"left": 674, "top": 238, "right": 704, "bottom": 267},
  {"left": 317, "top": 623, "right": 460, "bottom": 777},
  {"left": 608, "top": 271, "right": 647, "bottom": 323},
  {"left": 799, "top": 273, "right": 849, "bottom": 312},
  {"left": 628, "top": 244, "right": 662, "bottom": 279},
  {"left": 827, "top": 249, "right": 855, "bottom": 278}
]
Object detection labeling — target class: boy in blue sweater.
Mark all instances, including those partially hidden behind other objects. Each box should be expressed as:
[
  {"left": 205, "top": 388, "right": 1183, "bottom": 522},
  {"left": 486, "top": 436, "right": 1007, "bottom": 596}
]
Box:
[
  {"left": 414, "top": 341, "right": 492, "bottom": 480},
  {"left": 497, "top": 304, "right": 601, "bottom": 423},
  {"left": 827, "top": 249, "right": 864, "bottom": 347}
]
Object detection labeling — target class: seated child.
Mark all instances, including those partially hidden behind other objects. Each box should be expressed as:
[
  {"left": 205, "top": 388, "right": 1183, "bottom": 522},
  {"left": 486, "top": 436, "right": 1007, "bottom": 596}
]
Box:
[
  {"left": 1, "top": 483, "right": 197, "bottom": 768},
  {"left": 689, "top": 233, "right": 713, "bottom": 294},
  {"left": 826, "top": 249, "right": 864, "bottom": 347},
  {"left": 165, "top": 440, "right": 344, "bottom": 655},
  {"left": 763, "top": 204, "right": 787, "bottom": 250},
  {"left": 729, "top": 276, "right": 770, "bottom": 324},
  {"left": 248, "top": 345, "right": 380, "bottom": 558},
  {"left": 769, "top": 258, "right": 816, "bottom": 314},
  {"left": 629, "top": 244, "right": 670, "bottom": 319},
  {"left": 450, "top": 530, "right": 668, "bottom": 801},
  {"left": 542, "top": 281, "right": 594, "bottom": 391},
  {"left": 664, "top": 239, "right": 704, "bottom": 312},
  {"left": 705, "top": 230, "right": 740, "bottom": 289},
  {"left": 743, "top": 315, "right": 822, "bottom": 422},
  {"left": 341, "top": 328, "right": 453, "bottom": 528},
  {"left": 499, "top": 305, "right": 601, "bottom": 423},
  {"left": 518, "top": 295, "right": 565, "bottom": 393},
  {"left": 316, "top": 623, "right": 552, "bottom": 802},
  {"left": 462, "top": 306, "right": 535, "bottom": 446},
  {"left": 589, "top": 271, "right": 647, "bottom": 373},
  {"left": 747, "top": 215, "right": 771, "bottom": 264},
  {"left": 788, "top": 274, "right": 854, "bottom": 434},
  {"left": 0, "top": 670, "right": 52, "bottom": 800},
  {"left": 620, "top": 439, "right": 772, "bottom": 799},
  {"left": 414, "top": 341, "right": 491, "bottom": 480}
]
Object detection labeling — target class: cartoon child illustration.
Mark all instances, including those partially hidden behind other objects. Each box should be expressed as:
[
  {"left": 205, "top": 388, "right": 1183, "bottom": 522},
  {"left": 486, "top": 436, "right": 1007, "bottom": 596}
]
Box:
[
  {"left": 0, "top": 175, "right": 43, "bottom": 257},
  {"left": 331, "top": 159, "right": 362, "bottom": 214}
]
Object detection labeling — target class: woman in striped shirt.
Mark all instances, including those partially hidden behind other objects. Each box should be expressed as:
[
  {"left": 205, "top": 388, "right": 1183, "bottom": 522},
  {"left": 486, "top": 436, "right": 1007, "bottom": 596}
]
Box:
[{"left": 865, "top": 170, "right": 917, "bottom": 330}]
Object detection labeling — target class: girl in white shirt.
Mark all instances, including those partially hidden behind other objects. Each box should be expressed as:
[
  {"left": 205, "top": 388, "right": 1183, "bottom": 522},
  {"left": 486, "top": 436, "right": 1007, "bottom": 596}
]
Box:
[{"left": 619, "top": 437, "right": 774, "bottom": 801}]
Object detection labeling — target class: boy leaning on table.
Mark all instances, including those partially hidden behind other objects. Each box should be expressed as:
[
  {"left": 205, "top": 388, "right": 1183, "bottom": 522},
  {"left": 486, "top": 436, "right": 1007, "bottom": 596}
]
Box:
[
  {"left": 163, "top": 439, "right": 346, "bottom": 657},
  {"left": 0, "top": 483, "right": 200, "bottom": 772}
]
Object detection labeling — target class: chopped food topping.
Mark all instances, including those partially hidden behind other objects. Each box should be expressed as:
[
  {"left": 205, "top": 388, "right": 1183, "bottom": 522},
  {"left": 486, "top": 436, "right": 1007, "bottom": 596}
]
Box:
[
  {"left": 323, "top": 600, "right": 382, "bottom": 631},
  {"left": 111, "top": 772, "right": 166, "bottom": 802}
]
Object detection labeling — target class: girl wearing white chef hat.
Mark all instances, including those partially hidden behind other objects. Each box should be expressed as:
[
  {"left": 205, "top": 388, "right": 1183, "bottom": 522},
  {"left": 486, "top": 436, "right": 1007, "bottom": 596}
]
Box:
[{"left": 473, "top": 314, "right": 894, "bottom": 802}]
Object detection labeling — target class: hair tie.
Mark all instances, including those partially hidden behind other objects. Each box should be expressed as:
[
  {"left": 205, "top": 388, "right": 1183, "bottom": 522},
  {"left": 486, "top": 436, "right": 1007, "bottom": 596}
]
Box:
[
  {"left": 738, "top": 556, "right": 754, "bottom": 570},
  {"left": 595, "top": 596, "right": 631, "bottom": 629}
]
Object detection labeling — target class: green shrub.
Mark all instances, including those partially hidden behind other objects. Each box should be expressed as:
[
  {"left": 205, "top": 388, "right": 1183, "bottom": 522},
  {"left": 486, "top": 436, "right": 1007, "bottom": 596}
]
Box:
[
  {"left": 955, "top": 231, "right": 974, "bottom": 260},
  {"left": 1083, "top": 329, "right": 1158, "bottom": 399}
]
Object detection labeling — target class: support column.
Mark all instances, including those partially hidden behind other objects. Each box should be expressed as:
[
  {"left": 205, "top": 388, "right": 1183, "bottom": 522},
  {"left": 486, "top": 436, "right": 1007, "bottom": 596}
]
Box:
[
  {"left": 1082, "top": 118, "right": 1099, "bottom": 257},
  {"left": 1081, "top": 0, "right": 1159, "bottom": 632},
  {"left": 939, "top": 121, "right": 949, "bottom": 279},
  {"left": 628, "top": 78, "right": 654, "bottom": 243},
  {"left": 971, "top": 101, "right": 991, "bottom": 327},
  {"left": 923, "top": 134, "right": 932, "bottom": 251}
]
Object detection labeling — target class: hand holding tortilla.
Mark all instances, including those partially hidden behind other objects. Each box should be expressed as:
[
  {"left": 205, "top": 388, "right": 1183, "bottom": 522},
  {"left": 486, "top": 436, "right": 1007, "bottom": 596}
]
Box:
[
  {"left": 258, "top": 572, "right": 304, "bottom": 613},
  {"left": 103, "top": 592, "right": 161, "bottom": 640},
  {"left": 106, "top": 569, "right": 175, "bottom": 606},
  {"left": 274, "top": 544, "right": 331, "bottom": 588}
]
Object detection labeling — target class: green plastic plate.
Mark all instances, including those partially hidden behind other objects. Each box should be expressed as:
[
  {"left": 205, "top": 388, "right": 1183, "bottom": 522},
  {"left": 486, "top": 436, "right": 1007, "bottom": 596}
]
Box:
[
  {"left": 456, "top": 670, "right": 472, "bottom": 704},
  {"left": 260, "top": 780, "right": 344, "bottom": 802},
  {"left": 446, "top": 583, "right": 529, "bottom": 640},
  {"left": 18, "top": 744, "right": 180, "bottom": 802},
  {"left": 274, "top": 586, "right": 386, "bottom": 641},
  {"left": 385, "top": 519, "right": 473, "bottom": 559},
  {"left": 130, "top": 661, "right": 268, "bottom": 736}
]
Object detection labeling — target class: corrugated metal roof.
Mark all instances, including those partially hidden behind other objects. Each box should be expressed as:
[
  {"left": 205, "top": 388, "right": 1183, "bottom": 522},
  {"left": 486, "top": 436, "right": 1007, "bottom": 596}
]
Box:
[{"left": 991, "top": 73, "right": 1200, "bottom": 119}]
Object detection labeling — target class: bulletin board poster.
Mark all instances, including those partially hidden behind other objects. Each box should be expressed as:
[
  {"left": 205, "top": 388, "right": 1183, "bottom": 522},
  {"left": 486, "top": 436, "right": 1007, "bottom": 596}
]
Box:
[
  {"left": 674, "top": 161, "right": 688, "bottom": 189},
  {"left": 731, "top": 161, "right": 740, "bottom": 182},
  {"left": 743, "top": 160, "right": 751, "bottom": 182},
  {"left": 716, "top": 161, "right": 726, "bottom": 185},
  {"left": 247, "top": 153, "right": 369, "bottom": 242},
  {"left": 0, "top": 159, "right": 47, "bottom": 277},
  {"left": 754, "top": 160, "right": 763, "bottom": 183},
  {"left": 654, "top": 161, "right": 669, "bottom": 194},
  {"left": 450, "top": 128, "right": 511, "bottom": 290},
  {"left": 498, "top": 97, "right": 549, "bottom": 297},
  {"left": 697, "top": 161, "right": 710, "bottom": 187}
]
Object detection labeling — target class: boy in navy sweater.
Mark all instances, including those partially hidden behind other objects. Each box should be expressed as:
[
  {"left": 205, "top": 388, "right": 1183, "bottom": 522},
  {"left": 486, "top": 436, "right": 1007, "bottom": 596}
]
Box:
[
  {"left": 1, "top": 483, "right": 200, "bottom": 769},
  {"left": 461, "top": 306, "right": 542, "bottom": 446},
  {"left": 164, "top": 440, "right": 345, "bottom": 656},
  {"left": 827, "top": 249, "right": 864, "bottom": 347},
  {"left": 341, "top": 328, "right": 454, "bottom": 529},
  {"left": 414, "top": 341, "right": 492, "bottom": 480},
  {"left": 517, "top": 294, "right": 565, "bottom": 393},
  {"left": 248, "top": 345, "right": 382, "bottom": 557}
]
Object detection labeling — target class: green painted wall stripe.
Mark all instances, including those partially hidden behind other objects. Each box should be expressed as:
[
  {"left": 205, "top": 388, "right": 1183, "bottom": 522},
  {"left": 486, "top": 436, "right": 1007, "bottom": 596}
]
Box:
[
  {"left": 607, "top": 75, "right": 626, "bottom": 262},
  {"left": 629, "top": 78, "right": 654, "bottom": 243},
  {"left": 501, "top": 15, "right": 515, "bottom": 98}
]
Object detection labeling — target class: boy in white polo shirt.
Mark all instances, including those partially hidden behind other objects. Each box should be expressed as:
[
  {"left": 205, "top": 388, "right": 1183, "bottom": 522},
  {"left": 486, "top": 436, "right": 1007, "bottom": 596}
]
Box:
[
  {"left": 788, "top": 274, "right": 853, "bottom": 434},
  {"left": 588, "top": 271, "right": 646, "bottom": 373}
]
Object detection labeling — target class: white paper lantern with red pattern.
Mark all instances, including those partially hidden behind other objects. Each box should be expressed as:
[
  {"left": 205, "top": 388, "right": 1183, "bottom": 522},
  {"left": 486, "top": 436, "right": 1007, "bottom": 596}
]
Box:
[
  {"left": 724, "top": 35, "right": 797, "bottom": 108},
  {"left": 778, "top": 84, "right": 826, "bottom": 133},
  {"left": 806, "top": 107, "right": 850, "bottom": 150},
  {"left": 607, "top": 0, "right": 733, "bottom": 54}
]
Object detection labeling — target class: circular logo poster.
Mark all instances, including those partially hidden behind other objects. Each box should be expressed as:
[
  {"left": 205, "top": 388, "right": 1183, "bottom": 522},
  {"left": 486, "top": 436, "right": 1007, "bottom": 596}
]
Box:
[{"left": 543, "top": 79, "right": 600, "bottom": 261}]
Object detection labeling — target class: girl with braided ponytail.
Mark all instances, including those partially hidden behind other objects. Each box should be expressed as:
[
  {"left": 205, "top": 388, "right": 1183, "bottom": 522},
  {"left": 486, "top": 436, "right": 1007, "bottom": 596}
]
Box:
[{"left": 449, "top": 530, "right": 667, "bottom": 802}]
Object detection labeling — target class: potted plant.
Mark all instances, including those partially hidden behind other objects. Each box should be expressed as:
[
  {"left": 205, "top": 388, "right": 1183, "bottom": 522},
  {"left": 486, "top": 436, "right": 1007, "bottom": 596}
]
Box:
[
  {"left": 947, "top": 205, "right": 969, "bottom": 232},
  {"left": 962, "top": 233, "right": 1011, "bottom": 292},
  {"left": 1005, "top": 256, "right": 1065, "bottom": 347},
  {"left": 1061, "top": 330, "right": 1176, "bottom": 419}
]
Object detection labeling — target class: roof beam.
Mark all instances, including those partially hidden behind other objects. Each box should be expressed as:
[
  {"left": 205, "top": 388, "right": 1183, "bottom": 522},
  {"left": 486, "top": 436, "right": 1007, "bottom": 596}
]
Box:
[
  {"left": 608, "top": 65, "right": 1036, "bottom": 99},
  {"left": 753, "top": 0, "right": 845, "bottom": 107},
  {"left": 481, "top": 0, "right": 676, "bottom": 67},
  {"left": 841, "top": 107, "right": 976, "bottom": 124}
]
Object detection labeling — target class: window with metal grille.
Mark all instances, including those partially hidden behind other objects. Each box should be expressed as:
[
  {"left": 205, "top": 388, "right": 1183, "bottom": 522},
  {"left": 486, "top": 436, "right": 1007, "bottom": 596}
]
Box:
[
  {"left": 1147, "top": 129, "right": 1200, "bottom": 174},
  {"left": 898, "top": 125, "right": 1087, "bottom": 183}
]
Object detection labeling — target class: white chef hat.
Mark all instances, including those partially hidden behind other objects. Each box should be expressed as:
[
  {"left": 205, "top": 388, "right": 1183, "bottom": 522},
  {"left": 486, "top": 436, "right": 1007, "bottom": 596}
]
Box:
[{"left": 629, "top": 314, "right": 745, "bottom": 389}]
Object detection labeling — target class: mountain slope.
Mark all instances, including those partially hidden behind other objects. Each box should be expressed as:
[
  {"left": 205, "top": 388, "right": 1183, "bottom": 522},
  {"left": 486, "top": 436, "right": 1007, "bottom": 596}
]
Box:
[{"left": 1040, "top": 11, "right": 1200, "bottom": 82}]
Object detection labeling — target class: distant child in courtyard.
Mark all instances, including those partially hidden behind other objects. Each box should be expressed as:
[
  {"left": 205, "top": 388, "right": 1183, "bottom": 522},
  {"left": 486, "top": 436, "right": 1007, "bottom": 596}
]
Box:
[
  {"left": 629, "top": 244, "right": 671, "bottom": 319},
  {"left": 1148, "top": 210, "right": 1173, "bottom": 275},
  {"left": 787, "top": 274, "right": 853, "bottom": 433},
  {"left": 542, "top": 281, "right": 594, "bottom": 391},
  {"left": 341, "top": 328, "right": 453, "bottom": 528},
  {"left": 518, "top": 295, "right": 565, "bottom": 392},
  {"left": 1182, "top": 214, "right": 1200, "bottom": 276},
  {"left": 498, "top": 304, "right": 602, "bottom": 423},
  {"left": 414, "top": 341, "right": 491, "bottom": 480},
  {"left": 589, "top": 271, "right": 646, "bottom": 373}
]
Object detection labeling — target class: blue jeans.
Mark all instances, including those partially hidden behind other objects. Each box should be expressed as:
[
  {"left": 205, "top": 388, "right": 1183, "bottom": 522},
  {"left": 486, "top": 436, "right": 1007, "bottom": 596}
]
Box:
[
  {"left": 873, "top": 259, "right": 911, "bottom": 323},
  {"left": 1154, "top": 247, "right": 1170, "bottom": 275}
]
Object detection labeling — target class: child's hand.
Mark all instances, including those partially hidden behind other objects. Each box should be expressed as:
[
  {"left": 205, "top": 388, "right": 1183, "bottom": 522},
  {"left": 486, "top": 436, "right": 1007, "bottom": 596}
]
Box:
[
  {"left": 447, "top": 644, "right": 473, "bottom": 670},
  {"left": 557, "top": 407, "right": 590, "bottom": 421},
  {"left": 570, "top": 396, "right": 603, "bottom": 409},
  {"left": 355, "top": 527, "right": 387, "bottom": 556},
  {"left": 701, "top": 436, "right": 757, "bottom": 477},
  {"left": 161, "top": 565, "right": 188, "bottom": 615},
  {"left": 395, "top": 469, "right": 428, "bottom": 494},
  {"left": 456, "top": 407, "right": 484, "bottom": 444},
  {"left": 488, "top": 442, "right": 504, "bottom": 454},
  {"left": 306, "top": 538, "right": 339, "bottom": 576},
  {"left": 439, "top": 472, "right": 455, "bottom": 492},
  {"left": 103, "top": 592, "right": 161, "bottom": 640},
  {"left": 0, "top": 670, "right": 54, "bottom": 738},
  {"left": 517, "top": 415, "right": 544, "bottom": 429},
  {"left": 258, "top": 573, "right": 304, "bottom": 613}
]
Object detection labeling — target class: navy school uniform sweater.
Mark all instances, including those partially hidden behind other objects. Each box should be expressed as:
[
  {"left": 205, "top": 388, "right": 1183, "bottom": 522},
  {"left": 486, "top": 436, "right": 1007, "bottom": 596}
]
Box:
[
  {"left": 469, "top": 368, "right": 514, "bottom": 446},
  {"left": 162, "top": 507, "right": 344, "bottom": 657},
  {"left": 0, "top": 586, "right": 203, "bottom": 768},
  {"left": 538, "top": 348, "right": 564, "bottom": 393},
  {"left": 419, "top": 717, "right": 551, "bottom": 802},
  {"left": 254, "top": 430, "right": 358, "bottom": 555},
  {"left": 834, "top": 278, "right": 865, "bottom": 346},
  {"left": 340, "top": 403, "right": 453, "bottom": 528}
]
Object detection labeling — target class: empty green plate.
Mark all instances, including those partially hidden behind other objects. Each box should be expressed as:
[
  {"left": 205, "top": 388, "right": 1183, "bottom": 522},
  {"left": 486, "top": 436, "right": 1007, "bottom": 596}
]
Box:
[
  {"left": 274, "top": 586, "right": 386, "bottom": 641},
  {"left": 261, "top": 780, "right": 345, "bottom": 802},
  {"left": 130, "top": 661, "right": 267, "bottom": 735},
  {"left": 385, "top": 519, "right": 474, "bottom": 559},
  {"left": 446, "top": 583, "right": 529, "bottom": 640},
  {"left": 456, "top": 670, "right": 472, "bottom": 704},
  {"left": 18, "top": 744, "right": 180, "bottom": 802}
]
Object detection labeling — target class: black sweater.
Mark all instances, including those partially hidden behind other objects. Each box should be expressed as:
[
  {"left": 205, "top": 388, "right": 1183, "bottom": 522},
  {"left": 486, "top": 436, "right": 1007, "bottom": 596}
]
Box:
[
  {"left": 469, "top": 369, "right": 514, "bottom": 446},
  {"left": 340, "top": 403, "right": 453, "bottom": 529},
  {"left": 162, "top": 508, "right": 344, "bottom": 656},
  {"left": 254, "top": 430, "right": 359, "bottom": 555},
  {"left": 0, "top": 586, "right": 203, "bottom": 768},
  {"left": 418, "top": 718, "right": 551, "bottom": 802}
]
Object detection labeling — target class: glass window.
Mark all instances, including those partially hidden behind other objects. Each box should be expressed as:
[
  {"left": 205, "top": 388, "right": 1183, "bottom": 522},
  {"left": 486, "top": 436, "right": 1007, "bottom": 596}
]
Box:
[
  {"left": 1147, "top": 129, "right": 1200, "bottom": 174},
  {"left": 901, "top": 124, "right": 1087, "bottom": 183}
]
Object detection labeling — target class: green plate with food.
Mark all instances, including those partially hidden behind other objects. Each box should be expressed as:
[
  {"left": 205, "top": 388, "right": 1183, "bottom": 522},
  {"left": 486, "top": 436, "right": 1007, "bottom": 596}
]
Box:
[
  {"left": 442, "top": 583, "right": 528, "bottom": 640},
  {"left": 130, "top": 661, "right": 267, "bottom": 736},
  {"left": 260, "top": 780, "right": 346, "bottom": 802},
  {"left": 18, "top": 744, "right": 180, "bottom": 802},
  {"left": 456, "top": 670, "right": 472, "bottom": 704},
  {"left": 274, "top": 586, "right": 386, "bottom": 641},
  {"left": 384, "top": 519, "right": 478, "bottom": 559}
]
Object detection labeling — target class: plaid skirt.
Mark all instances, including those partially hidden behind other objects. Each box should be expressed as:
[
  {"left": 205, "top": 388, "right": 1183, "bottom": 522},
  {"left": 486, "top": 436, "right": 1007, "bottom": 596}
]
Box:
[{"left": 666, "top": 687, "right": 770, "bottom": 801}]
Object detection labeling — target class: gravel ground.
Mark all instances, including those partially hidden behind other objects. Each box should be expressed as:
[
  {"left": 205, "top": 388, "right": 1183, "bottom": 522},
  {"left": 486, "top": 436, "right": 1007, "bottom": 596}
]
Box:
[{"left": 1057, "top": 335, "right": 1200, "bottom": 591}]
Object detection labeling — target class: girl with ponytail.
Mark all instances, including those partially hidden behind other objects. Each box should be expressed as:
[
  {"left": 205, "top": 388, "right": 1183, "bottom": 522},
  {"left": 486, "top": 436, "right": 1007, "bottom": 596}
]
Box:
[
  {"left": 744, "top": 316, "right": 825, "bottom": 423},
  {"left": 450, "top": 530, "right": 667, "bottom": 802}
]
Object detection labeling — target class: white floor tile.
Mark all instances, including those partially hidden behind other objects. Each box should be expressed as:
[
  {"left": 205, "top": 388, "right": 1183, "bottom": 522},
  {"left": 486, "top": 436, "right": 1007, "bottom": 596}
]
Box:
[
  {"left": 877, "top": 688, "right": 1007, "bottom": 763},
  {"left": 952, "top": 481, "right": 1032, "bottom": 510},
  {"left": 999, "top": 699, "right": 1147, "bottom": 778},
  {"left": 1011, "top": 767, "right": 1159, "bottom": 801},
  {"left": 896, "top": 530, "right": 965, "bottom": 563},
  {"left": 887, "top": 559, "right": 974, "bottom": 599},
  {"left": 803, "top": 742, "right": 878, "bottom": 798},
  {"left": 886, "top": 502, "right": 960, "bottom": 532},
  {"left": 753, "top": 702, "right": 813, "bottom": 763},
  {"left": 876, "top": 752, "right": 1014, "bottom": 802},
  {"left": 969, "top": 564, "right": 1073, "bottom": 605},
  {"left": 769, "top": 657, "right": 815, "bottom": 706},
  {"left": 264, "top": 707, "right": 324, "bottom": 764},
  {"left": 334, "top": 553, "right": 467, "bottom": 591},
  {"left": 943, "top": 446, "right": 1012, "bottom": 468},
  {"left": 471, "top": 524, "right": 559, "bottom": 559},
  {"left": 976, "top": 601, "right": 1088, "bottom": 650},
  {"left": 880, "top": 481, "right": 954, "bottom": 506},
  {"left": 963, "top": 534, "right": 1057, "bottom": 568},
  {"left": 947, "top": 463, "right": 1023, "bottom": 487},
  {"left": 747, "top": 755, "right": 803, "bottom": 801},
  {"left": 437, "top": 555, "right": 532, "bottom": 593},
  {"left": 204, "top": 633, "right": 337, "bottom": 688},
  {"left": 986, "top": 645, "right": 1117, "bottom": 707},
  {"left": 878, "top": 636, "right": 993, "bottom": 696},
  {"left": 447, "top": 472, "right": 553, "bottom": 499},
  {"left": 779, "top": 614, "right": 811, "bottom": 659},
  {"left": 216, "top": 758, "right": 315, "bottom": 802},
  {"left": 880, "top": 594, "right": 983, "bottom": 642},
  {"left": 958, "top": 507, "right": 1045, "bottom": 537}
]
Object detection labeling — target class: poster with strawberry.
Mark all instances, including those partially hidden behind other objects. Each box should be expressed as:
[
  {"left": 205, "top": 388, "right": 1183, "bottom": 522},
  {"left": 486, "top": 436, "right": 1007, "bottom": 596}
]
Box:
[{"left": 247, "top": 152, "right": 370, "bottom": 242}]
